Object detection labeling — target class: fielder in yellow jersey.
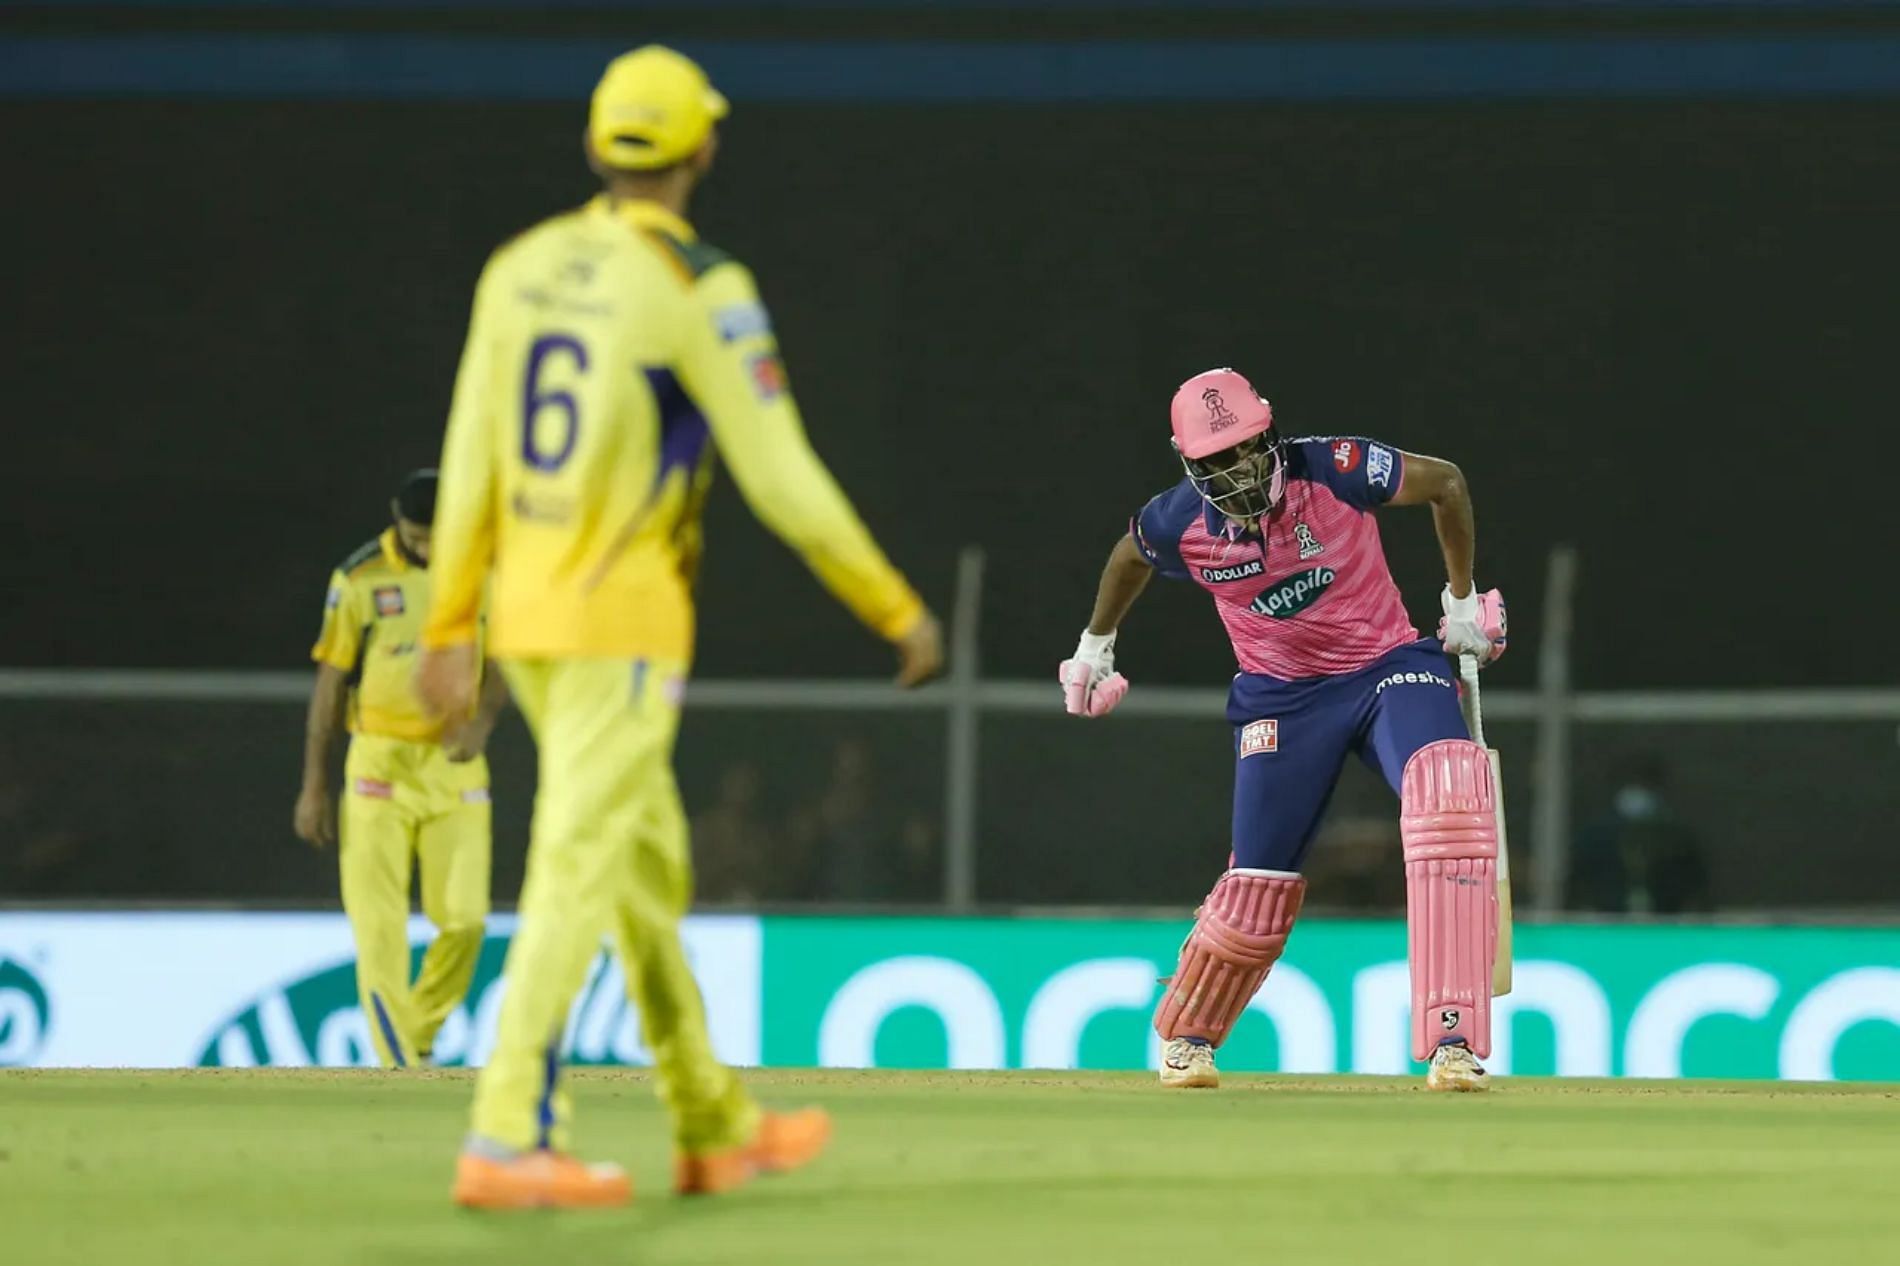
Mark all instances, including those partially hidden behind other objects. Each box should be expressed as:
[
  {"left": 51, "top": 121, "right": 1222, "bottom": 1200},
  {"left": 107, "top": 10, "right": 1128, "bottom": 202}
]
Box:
[
  {"left": 295, "top": 470, "right": 508, "bottom": 1068},
  {"left": 418, "top": 46, "right": 943, "bottom": 1210}
]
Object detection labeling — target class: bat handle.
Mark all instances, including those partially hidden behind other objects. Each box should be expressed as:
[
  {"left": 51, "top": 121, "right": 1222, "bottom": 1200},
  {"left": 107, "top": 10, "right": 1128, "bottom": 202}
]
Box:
[{"left": 1457, "top": 652, "right": 1485, "bottom": 747}]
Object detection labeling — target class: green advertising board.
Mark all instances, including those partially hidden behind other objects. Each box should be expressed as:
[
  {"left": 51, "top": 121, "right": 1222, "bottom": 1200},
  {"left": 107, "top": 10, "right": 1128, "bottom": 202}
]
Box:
[{"left": 758, "top": 917, "right": 1900, "bottom": 1081}]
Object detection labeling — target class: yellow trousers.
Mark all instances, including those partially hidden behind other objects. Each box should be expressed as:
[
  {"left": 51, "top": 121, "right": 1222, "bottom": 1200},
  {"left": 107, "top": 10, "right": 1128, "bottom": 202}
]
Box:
[
  {"left": 340, "top": 734, "right": 491, "bottom": 1068},
  {"left": 470, "top": 657, "right": 756, "bottom": 1155}
]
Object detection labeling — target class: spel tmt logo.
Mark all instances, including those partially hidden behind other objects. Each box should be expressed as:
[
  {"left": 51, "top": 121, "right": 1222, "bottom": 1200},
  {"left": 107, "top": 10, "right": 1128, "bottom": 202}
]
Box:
[{"left": 0, "top": 958, "right": 52, "bottom": 1066}]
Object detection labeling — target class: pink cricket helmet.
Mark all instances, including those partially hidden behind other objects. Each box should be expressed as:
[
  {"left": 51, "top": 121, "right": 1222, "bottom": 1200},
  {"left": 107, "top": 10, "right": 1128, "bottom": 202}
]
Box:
[{"left": 1170, "top": 368, "right": 1273, "bottom": 460}]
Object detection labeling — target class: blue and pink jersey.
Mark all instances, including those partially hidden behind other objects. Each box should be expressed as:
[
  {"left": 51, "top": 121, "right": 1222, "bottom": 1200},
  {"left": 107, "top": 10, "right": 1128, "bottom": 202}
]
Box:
[{"left": 1132, "top": 436, "right": 1417, "bottom": 680}]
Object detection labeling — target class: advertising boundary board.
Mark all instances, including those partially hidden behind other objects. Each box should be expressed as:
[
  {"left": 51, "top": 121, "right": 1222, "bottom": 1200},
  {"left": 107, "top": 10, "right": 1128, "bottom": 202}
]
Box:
[{"left": 1, "top": 912, "right": 1895, "bottom": 1080}]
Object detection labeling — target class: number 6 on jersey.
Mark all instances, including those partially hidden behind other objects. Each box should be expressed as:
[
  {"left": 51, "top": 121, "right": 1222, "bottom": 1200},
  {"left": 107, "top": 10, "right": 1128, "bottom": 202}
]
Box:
[{"left": 521, "top": 333, "right": 588, "bottom": 473}]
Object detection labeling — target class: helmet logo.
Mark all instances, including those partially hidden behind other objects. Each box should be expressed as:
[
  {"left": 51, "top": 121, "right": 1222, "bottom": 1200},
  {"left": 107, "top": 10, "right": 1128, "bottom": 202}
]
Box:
[{"left": 1202, "top": 388, "right": 1239, "bottom": 434}]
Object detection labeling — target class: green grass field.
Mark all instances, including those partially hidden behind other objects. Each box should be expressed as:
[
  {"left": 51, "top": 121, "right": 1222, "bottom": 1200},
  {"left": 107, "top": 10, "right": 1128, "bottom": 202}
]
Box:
[{"left": 2, "top": 1070, "right": 1896, "bottom": 1265}]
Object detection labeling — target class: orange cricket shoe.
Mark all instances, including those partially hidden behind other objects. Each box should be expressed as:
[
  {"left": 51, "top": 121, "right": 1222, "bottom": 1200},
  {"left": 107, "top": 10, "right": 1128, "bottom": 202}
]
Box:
[
  {"left": 674, "top": 1108, "right": 833, "bottom": 1196},
  {"left": 452, "top": 1149, "right": 632, "bottom": 1211}
]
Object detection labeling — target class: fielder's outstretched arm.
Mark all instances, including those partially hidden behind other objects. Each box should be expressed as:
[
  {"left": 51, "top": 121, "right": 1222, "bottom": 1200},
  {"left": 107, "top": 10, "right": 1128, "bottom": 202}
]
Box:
[
  {"left": 417, "top": 260, "right": 505, "bottom": 723},
  {"left": 675, "top": 262, "right": 942, "bottom": 685},
  {"left": 424, "top": 264, "right": 504, "bottom": 659},
  {"left": 1086, "top": 533, "right": 1155, "bottom": 636},
  {"left": 1388, "top": 452, "right": 1475, "bottom": 599}
]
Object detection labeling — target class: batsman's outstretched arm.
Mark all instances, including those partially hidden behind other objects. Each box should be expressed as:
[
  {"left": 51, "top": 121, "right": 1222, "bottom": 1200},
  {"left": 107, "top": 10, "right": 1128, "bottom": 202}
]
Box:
[
  {"left": 1086, "top": 532, "right": 1155, "bottom": 636},
  {"left": 1388, "top": 452, "right": 1474, "bottom": 599},
  {"left": 1391, "top": 451, "right": 1506, "bottom": 665},
  {"left": 1060, "top": 533, "right": 1152, "bottom": 717}
]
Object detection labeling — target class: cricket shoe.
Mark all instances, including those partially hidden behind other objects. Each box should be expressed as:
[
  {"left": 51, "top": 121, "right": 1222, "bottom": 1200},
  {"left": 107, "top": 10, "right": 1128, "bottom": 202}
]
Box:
[
  {"left": 1425, "top": 1038, "right": 1490, "bottom": 1093},
  {"left": 675, "top": 1108, "right": 833, "bottom": 1196},
  {"left": 1159, "top": 1037, "right": 1219, "bottom": 1089},
  {"left": 452, "top": 1148, "right": 632, "bottom": 1210}
]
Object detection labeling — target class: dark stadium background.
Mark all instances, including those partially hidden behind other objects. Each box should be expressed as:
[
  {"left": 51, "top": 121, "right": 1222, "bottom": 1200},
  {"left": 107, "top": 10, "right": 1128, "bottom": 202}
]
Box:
[{"left": 3, "top": 0, "right": 1896, "bottom": 910}]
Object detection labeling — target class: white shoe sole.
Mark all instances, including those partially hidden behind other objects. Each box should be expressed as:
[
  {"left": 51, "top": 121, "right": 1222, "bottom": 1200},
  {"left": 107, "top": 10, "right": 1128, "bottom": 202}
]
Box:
[{"left": 1159, "top": 1069, "right": 1220, "bottom": 1090}]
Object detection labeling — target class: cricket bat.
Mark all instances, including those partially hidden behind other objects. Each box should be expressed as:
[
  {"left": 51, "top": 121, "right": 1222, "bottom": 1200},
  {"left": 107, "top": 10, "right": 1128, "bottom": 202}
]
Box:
[{"left": 1458, "top": 653, "right": 1514, "bottom": 997}]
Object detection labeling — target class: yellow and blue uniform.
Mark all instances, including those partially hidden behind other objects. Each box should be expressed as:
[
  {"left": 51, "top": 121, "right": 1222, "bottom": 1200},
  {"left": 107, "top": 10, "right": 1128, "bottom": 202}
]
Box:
[
  {"left": 313, "top": 528, "right": 491, "bottom": 1067},
  {"left": 425, "top": 195, "right": 922, "bottom": 1153}
]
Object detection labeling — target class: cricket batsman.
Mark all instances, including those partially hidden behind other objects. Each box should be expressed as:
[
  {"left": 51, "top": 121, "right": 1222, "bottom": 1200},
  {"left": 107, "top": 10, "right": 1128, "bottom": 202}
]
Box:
[
  {"left": 1059, "top": 369, "right": 1507, "bottom": 1092},
  {"left": 417, "top": 46, "right": 944, "bottom": 1209},
  {"left": 295, "top": 469, "right": 507, "bottom": 1067}
]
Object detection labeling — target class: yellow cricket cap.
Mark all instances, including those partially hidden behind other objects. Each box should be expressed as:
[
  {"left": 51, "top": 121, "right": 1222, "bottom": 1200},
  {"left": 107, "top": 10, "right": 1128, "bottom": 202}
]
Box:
[{"left": 588, "top": 46, "right": 729, "bottom": 171}]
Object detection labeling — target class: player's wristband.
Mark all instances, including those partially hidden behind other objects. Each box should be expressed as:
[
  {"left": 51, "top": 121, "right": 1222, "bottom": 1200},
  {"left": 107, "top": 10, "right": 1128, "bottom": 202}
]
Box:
[{"left": 1074, "top": 629, "right": 1116, "bottom": 659}]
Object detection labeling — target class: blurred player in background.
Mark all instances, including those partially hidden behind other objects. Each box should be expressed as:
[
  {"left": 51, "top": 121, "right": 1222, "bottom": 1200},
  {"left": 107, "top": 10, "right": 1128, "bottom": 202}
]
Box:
[
  {"left": 1059, "top": 369, "right": 1506, "bottom": 1092},
  {"left": 418, "top": 46, "right": 943, "bottom": 1209},
  {"left": 295, "top": 468, "right": 507, "bottom": 1068}
]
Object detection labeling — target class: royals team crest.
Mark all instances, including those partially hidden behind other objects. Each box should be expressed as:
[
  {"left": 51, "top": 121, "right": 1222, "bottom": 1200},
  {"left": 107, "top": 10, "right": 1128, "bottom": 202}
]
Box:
[{"left": 1294, "top": 521, "right": 1324, "bottom": 560}]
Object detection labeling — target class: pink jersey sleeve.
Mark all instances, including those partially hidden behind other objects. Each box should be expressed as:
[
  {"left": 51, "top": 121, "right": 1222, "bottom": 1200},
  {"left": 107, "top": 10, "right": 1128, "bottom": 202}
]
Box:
[{"left": 1301, "top": 436, "right": 1403, "bottom": 509}]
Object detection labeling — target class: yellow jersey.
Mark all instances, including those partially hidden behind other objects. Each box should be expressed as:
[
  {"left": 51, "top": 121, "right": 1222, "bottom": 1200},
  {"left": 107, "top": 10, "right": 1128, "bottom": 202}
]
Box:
[
  {"left": 423, "top": 197, "right": 922, "bottom": 661},
  {"left": 312, "top": 529, "right": 463, "bottom": 742}
]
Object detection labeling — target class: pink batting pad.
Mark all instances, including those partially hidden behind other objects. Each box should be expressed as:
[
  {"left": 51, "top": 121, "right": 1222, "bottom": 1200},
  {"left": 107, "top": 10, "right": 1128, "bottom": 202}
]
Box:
[
  {"left": 1401, "top": 740, "right": 1499, "bottom": 1061},
  {"left": 1153, "top": 869, "right": 1304, "bottom": 1047}
]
